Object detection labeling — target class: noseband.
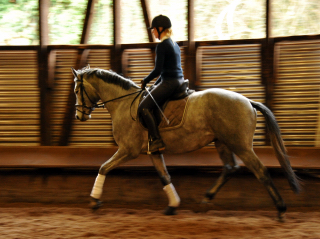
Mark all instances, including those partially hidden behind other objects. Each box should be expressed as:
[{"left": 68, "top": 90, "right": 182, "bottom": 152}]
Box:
[{"left": 75, "top": 74, "right": 143, "bottom": 116}]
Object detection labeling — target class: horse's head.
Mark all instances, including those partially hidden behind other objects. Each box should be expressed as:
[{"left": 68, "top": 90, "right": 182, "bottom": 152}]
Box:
[{"left": 72, "top": 67, "right": 100, "bottom": 121}]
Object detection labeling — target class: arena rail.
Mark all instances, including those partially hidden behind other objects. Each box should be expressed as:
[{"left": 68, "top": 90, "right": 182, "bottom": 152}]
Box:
[{"left": 0, "top": 146, "right": 319, "bottom": 169}]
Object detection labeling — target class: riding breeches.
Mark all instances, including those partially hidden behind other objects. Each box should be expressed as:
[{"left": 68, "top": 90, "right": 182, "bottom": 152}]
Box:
[{"left": 138, "top": 77, "right": 184, "bottom": 113}]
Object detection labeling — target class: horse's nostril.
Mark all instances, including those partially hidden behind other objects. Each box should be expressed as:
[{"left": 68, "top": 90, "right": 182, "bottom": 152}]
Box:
[{"left": 76, "top": 115, "right": 79, "bottom": 120}]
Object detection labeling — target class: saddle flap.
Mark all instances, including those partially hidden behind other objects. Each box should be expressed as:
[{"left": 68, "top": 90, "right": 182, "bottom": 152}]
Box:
[
  {"left": 158, "top": 97, "right": 189, "bottom": 129},
  {"left": 139, "top": 80, "right": 194, "bottom": 129}
]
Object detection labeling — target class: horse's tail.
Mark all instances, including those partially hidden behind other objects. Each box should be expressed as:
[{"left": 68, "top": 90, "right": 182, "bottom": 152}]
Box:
[{"left": 250, "top": 100, "right": 301, "bottom": 194}]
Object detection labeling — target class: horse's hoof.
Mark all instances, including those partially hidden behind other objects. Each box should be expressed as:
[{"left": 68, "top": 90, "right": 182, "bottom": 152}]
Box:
[
  {"left": 278, "top": 211, "right": 286, "bottom": 222},
  {"left": 277, "top": 205, "right": 286, "bottom": 222},
  {"left": 199, "top": 202, "right": 211, "bottom": 213},
  {"left": 164, "top": 206, "right": 177, "bottom": 215},
  {"left": 90, "top": 197, "right": 103, "bottom": 211},
  {"left": 193, "top": 199, "right": 211, "bottom": 213}
]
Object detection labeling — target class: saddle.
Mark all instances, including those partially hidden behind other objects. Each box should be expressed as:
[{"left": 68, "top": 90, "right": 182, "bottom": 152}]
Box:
[{"left": 139, "top": 80, "right": 195, "bottom": 130}]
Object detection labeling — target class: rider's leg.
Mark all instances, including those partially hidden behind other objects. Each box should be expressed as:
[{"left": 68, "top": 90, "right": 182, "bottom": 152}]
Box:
[
  {"left": 138, "top": 77, "right": 184, "bottom": 153},
  {"left": 141, "top": 108, "right": 165, "bottom": 153}
]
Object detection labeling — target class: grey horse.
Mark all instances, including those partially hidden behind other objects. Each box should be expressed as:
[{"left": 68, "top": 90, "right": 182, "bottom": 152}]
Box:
[{"left": 72, "top": 66, "right": 300, "bottom": 219}]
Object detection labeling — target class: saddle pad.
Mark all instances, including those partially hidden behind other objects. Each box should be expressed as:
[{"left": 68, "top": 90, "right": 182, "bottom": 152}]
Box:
[{"left": 158, "top": 96, "right": 190, "bottom": 130}]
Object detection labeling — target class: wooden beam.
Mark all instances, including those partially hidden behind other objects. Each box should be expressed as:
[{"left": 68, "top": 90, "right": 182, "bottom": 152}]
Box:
[
  {"left": 195, "top": 47, "right": 203, "bottom": 87},
  {"left": 261, "top": 40, "right": 275, "bottom": 109},
  {"left": 39, "top": 0, "right": 49, "bottom": 46},
  {"left": 110, "top": 0, "right": 122, "bottom": 73},
  {"left": 184, "top": 0, "right": 196, "bottom": 90},
  {"left": 261, "top": 0, "right": 275, "bottom": 146},
  {"left": 0, "top": 146, "right": 319, "bottom": 169},
  {"left": 196, "top": 39, "right": 261, "bottom": 47},
  {"left": 47, "top": 50, "right": 56, "bottom": 89},
  {"left": 140, "top": 0, "right": 155, "bottom": 42},
  {"left": 58, "top": 0, "right": 96, "bottom": 146},
  {"left": 81, "top": 0, "right": 96, "bottom": 44},
  {"left": 122, "top": 49, "right": 129, "bottom": 77},
  {"left": 187, "top": 0, "right": 195, "bottom": 44},
  {"left": 0, "top": 46, "right": 39, "bottom": 50},
  {"left": 47, "top": 45, "right": 113, "bottom": 50},
  {"left": 274, "top": 34, "right": 320, "bottom": 43},
  {"left": 262, "top": 0, "right": 275, "bottom": 111},
  {"left": 266, "top": 0, "right": 271, "bottom": 40},
  {"left": 38, "top": 0, "right": 52, "bottom": 145}
]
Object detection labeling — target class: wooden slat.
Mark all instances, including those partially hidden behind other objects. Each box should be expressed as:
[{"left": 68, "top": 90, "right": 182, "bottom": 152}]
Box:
[
  {"left": 273, "top": 40, "right": 320, "bottom": 147},
  {"left": 70, "top": 49, "right": 115, "bottom": 147},
  {"left": 51, "top": 50, "right": 77, "bottom": 145},
  {"left": 197, "top": 44, "right": 266, "bottom": 146},
  {"left": 50, "top": 49, "right": 115, "bottom": 146},
  {"left": 123, "top": 47, "right": 185, "bottom": 83},
  {"left": 124, "top": 48, "right": 156, "bottom": 84},
  {"left": 0, "top": 51, "right": 40, "bottom": 146},
  {"left": 58, "top": 0, "right": 97, "bottom": 145}
]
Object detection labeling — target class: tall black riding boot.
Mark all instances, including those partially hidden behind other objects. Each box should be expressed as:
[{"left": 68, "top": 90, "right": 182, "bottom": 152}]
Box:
[{"left": 141, "top": 109, "right": 165, "bottom": 153}]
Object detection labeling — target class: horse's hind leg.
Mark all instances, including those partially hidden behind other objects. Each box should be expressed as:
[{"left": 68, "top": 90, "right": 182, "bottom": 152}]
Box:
[
  {"left": 236, "top": 149, "right": 286, "bottom": 220},
  {"left": 202, "top": 141, "right": 240, "bottom": 205},
  {"left": 149, "top": 153, "right": 180, "bottom": 215}
]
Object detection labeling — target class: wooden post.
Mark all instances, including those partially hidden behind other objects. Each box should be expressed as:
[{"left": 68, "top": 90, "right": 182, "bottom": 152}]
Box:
[
  {"left": 262, "top": 0, "right": 275, "bottom": 109},
  {"left": 38, "top": 0, "right": 52, "bottom": 145},
  {"left": 47, "top": 50, "right": 56, "bottom": 89},
  {"left": 110, "top": 0, "right": 122, "bottom": 73},
  {"left": 184, "top": 0, "right": 196, "bottom": 90},
  {"left": 81, "top": 0, "right": 96, "bottom": 44},
  {"left": 261, "top": 0, "right": 275, "bottom": 145},
  {"left": 140, "top": 0, "right": 155, "bottom": 43},
  {"left": 58, "top": 0, "right": 96, "bottom": 146}
]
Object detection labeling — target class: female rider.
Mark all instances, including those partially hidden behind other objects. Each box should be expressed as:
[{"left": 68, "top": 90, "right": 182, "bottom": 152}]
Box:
[{"left": 139, "top": 15, "right": 184, "bottom": 154}]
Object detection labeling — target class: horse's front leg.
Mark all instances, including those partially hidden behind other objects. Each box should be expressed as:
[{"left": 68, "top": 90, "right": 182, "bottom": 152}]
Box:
[
  {"left": 90, "top": 149, "right": 136, "bottom": 210},
  {"left": 149, "top": 153, "right": 180, "bottom": 215}
]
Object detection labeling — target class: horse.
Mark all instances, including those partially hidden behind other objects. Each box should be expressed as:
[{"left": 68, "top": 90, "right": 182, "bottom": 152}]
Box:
[{"left": 71, "top": 66, "right": 300, "bottom": 220}]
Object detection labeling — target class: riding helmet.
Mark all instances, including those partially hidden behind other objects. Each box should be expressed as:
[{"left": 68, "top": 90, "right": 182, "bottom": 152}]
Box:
[{"left": 148, "top": 15, "right": 172, "bottom": 30}]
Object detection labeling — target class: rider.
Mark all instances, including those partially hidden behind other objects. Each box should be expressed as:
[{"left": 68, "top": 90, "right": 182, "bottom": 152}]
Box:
[{"left": 138, "top": 15, "right": 184, "bottom": 153}]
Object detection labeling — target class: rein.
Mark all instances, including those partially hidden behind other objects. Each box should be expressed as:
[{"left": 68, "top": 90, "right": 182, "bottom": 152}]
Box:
[
  {"left": 75, "top": 74, "right": 143, "bottom": 118},
  {"left": 98, "top": 90, "right": 142, "bottom": 108}
]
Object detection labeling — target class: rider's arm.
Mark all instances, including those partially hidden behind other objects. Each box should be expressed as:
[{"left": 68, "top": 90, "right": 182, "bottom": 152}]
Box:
[
  {"left": 143, "top": 43, "right": 165, "bottom": 84},
  {"left": 154, "top": 77, "right": 162, "bottom": 85}
]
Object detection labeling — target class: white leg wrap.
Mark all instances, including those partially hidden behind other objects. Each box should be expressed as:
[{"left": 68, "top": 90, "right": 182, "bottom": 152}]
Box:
[
  {"left": 90, "top": 174, "right": 106, "bottom": 199},
  {"left": 163, "top": 183, "right": 180, "bottom": 207}
]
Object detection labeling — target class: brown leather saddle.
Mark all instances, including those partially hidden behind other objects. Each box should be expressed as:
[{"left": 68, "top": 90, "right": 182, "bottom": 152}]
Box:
[{"left": 139, "top": 80, "right": 195, "bottom": 129}]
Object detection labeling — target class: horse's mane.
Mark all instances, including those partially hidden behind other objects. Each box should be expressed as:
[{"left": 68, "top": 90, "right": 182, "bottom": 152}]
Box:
[{"left": 78, "top": 67, "right": 140, "bottom": 90}]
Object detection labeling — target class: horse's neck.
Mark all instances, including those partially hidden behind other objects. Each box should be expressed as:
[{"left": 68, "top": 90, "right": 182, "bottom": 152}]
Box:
[{"left": 91, "top": 76, "right": 138, "bottom": 114}]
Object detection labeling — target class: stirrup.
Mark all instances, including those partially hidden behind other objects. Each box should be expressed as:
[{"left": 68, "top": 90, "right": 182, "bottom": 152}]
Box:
[{"left": 147, "top": 139, "right": 165, "bottom": 155}]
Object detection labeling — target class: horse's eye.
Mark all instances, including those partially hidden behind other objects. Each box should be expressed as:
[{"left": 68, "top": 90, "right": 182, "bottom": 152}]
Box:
[{"left": 75, "top": 90, "right": 79, "bottom": 94}]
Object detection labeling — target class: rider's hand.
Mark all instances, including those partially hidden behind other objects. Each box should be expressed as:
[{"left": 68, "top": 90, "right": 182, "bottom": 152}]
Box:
[{"left": 140, "top": 80, "right": 146, "bottom": 90}]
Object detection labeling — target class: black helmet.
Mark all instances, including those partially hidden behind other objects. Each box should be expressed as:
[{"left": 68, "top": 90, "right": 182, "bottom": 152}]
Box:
[
  {"left": 149, "top": 15, "right": 172, "bottom": 40},
  {"left": 149, "top": 15, "right": 172, "bottom": 30}
]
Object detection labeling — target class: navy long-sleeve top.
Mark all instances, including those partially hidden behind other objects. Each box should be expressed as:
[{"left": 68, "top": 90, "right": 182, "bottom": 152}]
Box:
[{"left": 143, "top": 38, "right": 184, "bottom": 84}]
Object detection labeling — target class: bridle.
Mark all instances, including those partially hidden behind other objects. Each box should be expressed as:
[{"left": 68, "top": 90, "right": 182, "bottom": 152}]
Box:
[
  {"left": 75, "top": 74, "right": 97, "bottom": 116},
  {"left": 75, "top": 74, "right": 143, "bottom": 117}
]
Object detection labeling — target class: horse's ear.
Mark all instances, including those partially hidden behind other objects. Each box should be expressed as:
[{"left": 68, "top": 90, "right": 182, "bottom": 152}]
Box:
[
  {"left": 71, "top": 67, "right": 78, "bottom": 78},
  {"left": 86, "top": 64, "right": 90, "bottom": 69}
]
